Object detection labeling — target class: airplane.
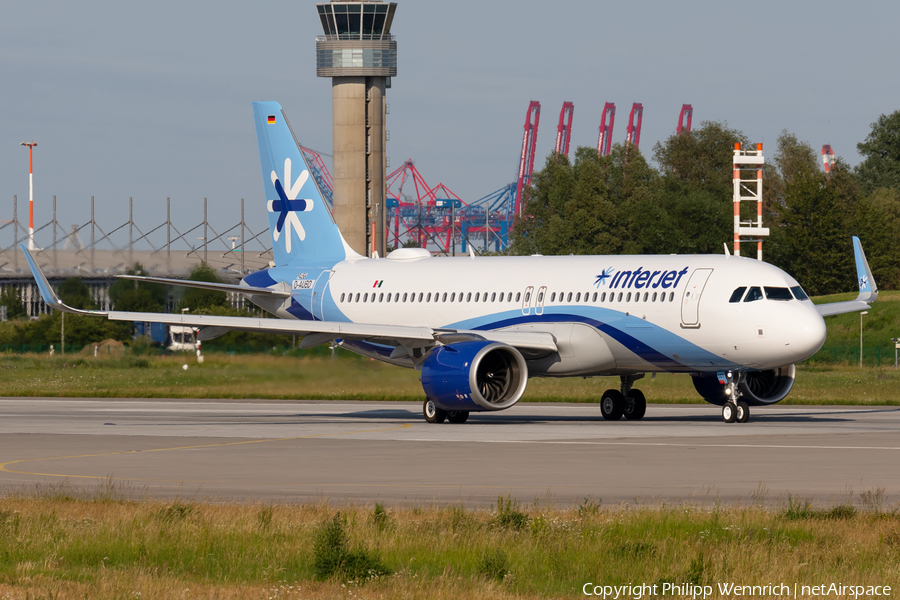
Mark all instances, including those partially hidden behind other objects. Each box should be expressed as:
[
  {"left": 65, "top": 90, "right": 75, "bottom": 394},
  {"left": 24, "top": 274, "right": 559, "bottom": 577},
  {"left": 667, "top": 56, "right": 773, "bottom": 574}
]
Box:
[{"left": 22, "top": 101, "right": 879, "bottom": 424}]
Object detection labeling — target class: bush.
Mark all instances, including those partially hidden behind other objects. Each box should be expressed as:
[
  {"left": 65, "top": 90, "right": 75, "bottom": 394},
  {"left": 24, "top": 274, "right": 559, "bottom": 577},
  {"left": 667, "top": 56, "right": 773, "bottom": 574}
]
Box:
[
  {"left": 477, "top": 548, "right": 509, "bottom": 581},
  {"left": 495, "top": 495, "right": 529, "bottom": 530},
  {"left": 313, "top": 513, "right": 389, "bottom": 582}
]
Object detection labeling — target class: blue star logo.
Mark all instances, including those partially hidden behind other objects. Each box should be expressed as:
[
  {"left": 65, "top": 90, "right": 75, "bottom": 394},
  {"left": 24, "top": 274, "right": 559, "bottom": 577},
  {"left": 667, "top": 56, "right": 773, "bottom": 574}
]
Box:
[
  {"left": 272, "top": 178, "right": 311, "bottom": 235},
  {"left": 859, "top": 275, "right": 869, "bottom": 290},
  {"left": 594, "top": 267, "right": 615, "bottom": 288}
]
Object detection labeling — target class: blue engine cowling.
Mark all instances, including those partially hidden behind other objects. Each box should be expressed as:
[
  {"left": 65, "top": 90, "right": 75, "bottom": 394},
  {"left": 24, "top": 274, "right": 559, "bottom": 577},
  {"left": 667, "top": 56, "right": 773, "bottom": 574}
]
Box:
[
  {"left": 421, "top": 341, "right": 528, "bottom": 412},
  {"left": 692, "top": 364, "right": 796, "bottom": 406}
]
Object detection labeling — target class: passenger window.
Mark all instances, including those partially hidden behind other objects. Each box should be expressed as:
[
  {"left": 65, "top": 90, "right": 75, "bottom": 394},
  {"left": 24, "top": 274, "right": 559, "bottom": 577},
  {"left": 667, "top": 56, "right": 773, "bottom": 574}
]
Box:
[
  {"left": 729, "top": 287, "right": 747, "bottom": 303},
  {"left": 790, "top": 286, "right": 809, "bottom": 301},
  {"left": 467, "top": 292, "right": 472, "bottom": 302},
  {"left": 419, "top": 293, "right": 424, "bottom": 302},
  {"left": 426, "top": 293, "right": 431, "bottom": 302},
  {"left": 576, "top": 292, "right": 581, "bottom": 302},
  {"left": 355, "top": 293, "right": 361, "bottom": 302},
  {"left": 450, "top": 292, "right": 455, "bottom": 302},
  {"left": 402, "top": 293, "right": 408, "bottom": 302},
  {"left": 551, "top": 292, "right": 556, "bottom": 302},
  {"left": 592, "top": 292, "right": 598, "bottom": 302},
  {"left": 765, "top": 287, "right": 793, "bottom": 301},
  {"left": 651, "top": 292, "right": 657, "bottom": 302},
  {"left": 364, "top": 293, "right": 368, "bottom": 302},
  {"left": 516, "top": 292, "right": 521, "bottom": 302},
  {"left": 483, "top": 292, "right": 488, "bottom": 302},
  {"left": 524, "top": 291, "right": 531, "bottom": 303},
  {"left": 379, "top": 293, "right": 383, "bottom": 302},
  {"left": 601, "top": 292, "right": 606, "bottom": 302},
  {"left": 643, "top": 292, "right": 649, "bottom": 302},
  {"left": 340, "top": 293, "right": 345, "bottom": 302},
  {"left": 744, "top": 287, "right": 763, "bottom": 302},
  {"left": 669, "top": 292, "right": 674, "bottom": 302},
  {"left": 443, "top": 292, "right": 448, "bottom": 302},
  {"left": 537, "top": 291, "right": 544, "bottom": 303},
  {"left": 499, "top": 292, "right": 504, "bottom": 302},
  {"left": 567, "top": 292, "right": 572, "bottom": 302},
  {"left": 626, "top": 292, "right": 632, "bottom": 302},
  {"left": 491, "top": 292, "right": 496, "bottom": 302},
  {"left": 618, "top": 292, "right": 623, "bottom": 302},
  {"left": 475, "top": 292, "right": 480, "bottom": 302}
]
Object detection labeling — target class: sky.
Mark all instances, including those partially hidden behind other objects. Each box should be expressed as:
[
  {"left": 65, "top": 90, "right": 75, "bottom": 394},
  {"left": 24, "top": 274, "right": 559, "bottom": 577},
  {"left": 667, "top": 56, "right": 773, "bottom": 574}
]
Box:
[{"left": 2, "top": 0, "right": 899, "bottom": 248}]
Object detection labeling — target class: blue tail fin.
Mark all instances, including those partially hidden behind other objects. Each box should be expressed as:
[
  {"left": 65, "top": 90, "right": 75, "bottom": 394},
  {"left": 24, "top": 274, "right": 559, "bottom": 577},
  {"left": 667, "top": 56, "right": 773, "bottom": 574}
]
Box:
[{"left": 253, "top": 101, "right": 355, "bottom": 266}]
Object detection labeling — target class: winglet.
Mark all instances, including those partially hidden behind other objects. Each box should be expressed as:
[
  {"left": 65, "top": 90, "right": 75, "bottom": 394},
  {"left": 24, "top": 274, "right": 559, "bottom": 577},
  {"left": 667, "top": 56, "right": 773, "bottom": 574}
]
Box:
[
  {"left": 19, "top": 244, "right": 108, "bottom": 316},
  {"left": 852, "top": 235, "right": 877, "bottom": 304},
  {"left": 816, "top": 236, "right": 878, "bottom": 317}
]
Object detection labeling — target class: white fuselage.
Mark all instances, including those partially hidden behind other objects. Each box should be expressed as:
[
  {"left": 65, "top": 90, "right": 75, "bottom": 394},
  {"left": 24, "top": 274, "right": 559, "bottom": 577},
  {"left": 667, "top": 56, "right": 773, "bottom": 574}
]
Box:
[{"left": 261, "top": 251, "right": 827, "bottom": 377}]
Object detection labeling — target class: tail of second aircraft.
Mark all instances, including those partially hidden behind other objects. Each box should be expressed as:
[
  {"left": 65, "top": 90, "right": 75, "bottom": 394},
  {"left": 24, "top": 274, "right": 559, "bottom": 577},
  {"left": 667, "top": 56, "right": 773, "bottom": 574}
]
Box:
[{"left": 252, "top": 101, "right": 357, "bottom": 267}]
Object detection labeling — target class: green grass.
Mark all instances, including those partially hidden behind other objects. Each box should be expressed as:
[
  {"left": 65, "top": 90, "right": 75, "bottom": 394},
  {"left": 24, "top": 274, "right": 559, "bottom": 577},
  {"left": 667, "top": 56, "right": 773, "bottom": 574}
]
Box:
[
  {"left": 0, "top": 491, "right": 897, "bottom": 599},
  {"left": 1, "top": 352, "right": 900, "bottom": 405}
]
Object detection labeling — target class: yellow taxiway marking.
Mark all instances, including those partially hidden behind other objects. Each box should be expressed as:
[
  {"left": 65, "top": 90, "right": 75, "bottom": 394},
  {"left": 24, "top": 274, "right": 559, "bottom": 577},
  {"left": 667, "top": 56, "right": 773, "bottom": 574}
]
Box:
[{"left": 0, "top": 423, "right": 413, "bottom": 481}]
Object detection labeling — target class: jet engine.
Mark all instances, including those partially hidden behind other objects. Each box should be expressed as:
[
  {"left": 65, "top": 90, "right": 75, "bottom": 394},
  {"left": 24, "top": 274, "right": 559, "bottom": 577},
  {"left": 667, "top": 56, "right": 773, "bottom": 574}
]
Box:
[
  {"left": 421, "top": 341, "right": 528, "bottom": 412},
  {"left": 692, "top": 364, "right": 796, "bottom": 406}
]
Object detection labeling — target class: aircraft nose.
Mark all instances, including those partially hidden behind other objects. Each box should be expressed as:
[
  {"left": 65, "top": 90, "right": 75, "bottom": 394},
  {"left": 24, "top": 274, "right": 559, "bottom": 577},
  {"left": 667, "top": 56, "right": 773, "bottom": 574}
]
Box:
[{"left": 794, "top": 306, "right": 827, "bottom": 359}]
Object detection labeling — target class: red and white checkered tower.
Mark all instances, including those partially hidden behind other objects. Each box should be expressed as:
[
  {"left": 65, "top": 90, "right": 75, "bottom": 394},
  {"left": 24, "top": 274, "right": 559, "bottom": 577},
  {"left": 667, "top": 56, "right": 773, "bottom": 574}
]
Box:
[
  {"left": 732, "top": 143, "right": 769, "bottom": 260},
  {"left": 821, "top": 144, "right": 835, "bottom": 174}
]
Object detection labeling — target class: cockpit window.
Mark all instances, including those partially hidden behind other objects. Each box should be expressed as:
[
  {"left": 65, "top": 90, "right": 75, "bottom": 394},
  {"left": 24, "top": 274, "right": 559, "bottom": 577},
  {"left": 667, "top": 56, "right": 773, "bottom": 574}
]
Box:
[
  {"left": 729, "top": 287, "right": 747, "bottom": 303},
  {"left": 764, "top": 287, "right": 793, "bottom": 301},
  {"left": 790, "top": 286, "right": 810, "bottom": 301},
  {"left": 743, "top": 286, "right": 764, "bottom": 302}
]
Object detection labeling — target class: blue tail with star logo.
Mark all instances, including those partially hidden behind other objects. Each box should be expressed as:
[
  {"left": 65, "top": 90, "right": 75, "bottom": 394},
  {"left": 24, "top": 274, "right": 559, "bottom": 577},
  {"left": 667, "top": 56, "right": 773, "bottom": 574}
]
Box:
[{"left": 253, "top": 101, "right": 356, "bottom": 267}]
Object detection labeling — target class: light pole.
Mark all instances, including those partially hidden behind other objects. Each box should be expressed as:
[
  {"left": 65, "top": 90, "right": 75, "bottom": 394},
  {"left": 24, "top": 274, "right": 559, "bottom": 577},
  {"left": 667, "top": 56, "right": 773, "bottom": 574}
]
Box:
[
  {"left": 20, "top": 141, "right": 37, "bottom": 250},
  {"left": 892, "top": 338, "right": 899, "bottom": 369},
  {"left": 859, "top": 311, "right": 868, "bottom": 368}
]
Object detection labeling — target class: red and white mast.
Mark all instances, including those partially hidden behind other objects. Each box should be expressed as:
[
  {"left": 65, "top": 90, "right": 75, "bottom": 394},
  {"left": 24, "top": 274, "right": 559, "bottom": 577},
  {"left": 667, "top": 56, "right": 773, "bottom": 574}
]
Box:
[
  {"left": 597, "top": 102, "right": 616, "bottom": 156},
  {"left": 20, "top": 141, "right": 37, "bottom": 250}
]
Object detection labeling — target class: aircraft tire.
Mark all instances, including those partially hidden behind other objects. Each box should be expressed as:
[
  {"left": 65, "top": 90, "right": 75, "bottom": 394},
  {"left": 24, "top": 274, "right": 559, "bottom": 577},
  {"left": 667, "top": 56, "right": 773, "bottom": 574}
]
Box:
[
  {"left": 623, "top": 389, "right": 647, "bottom": 420},
  {"left": 600, "top": 390, "right": 625, "bottom": 421},
  {"left": 736, "top": 401, "right": 750, "bottom": 423},
  {"left": 447, "top": 410, "right": 469, "bottom": 424},
  {"left": 424, "top": 399, "right": 447, "bottom": 424},
  {"left": 722, "top": 402, "right": 737, "bottom": 423}
]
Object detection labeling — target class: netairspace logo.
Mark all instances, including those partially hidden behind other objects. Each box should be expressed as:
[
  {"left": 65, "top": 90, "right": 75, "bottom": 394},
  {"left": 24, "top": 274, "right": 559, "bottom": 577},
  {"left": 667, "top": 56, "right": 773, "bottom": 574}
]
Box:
[{"left": 582, "top": 582, "right": 892, "bottom": 598}]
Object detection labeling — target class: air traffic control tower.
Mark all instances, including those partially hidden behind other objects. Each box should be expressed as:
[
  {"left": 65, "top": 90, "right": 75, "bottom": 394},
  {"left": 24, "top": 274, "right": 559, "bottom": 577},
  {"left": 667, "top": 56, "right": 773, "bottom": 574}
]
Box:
[{"left": 315, "top": 1, "right": 397, "bottom": 257}]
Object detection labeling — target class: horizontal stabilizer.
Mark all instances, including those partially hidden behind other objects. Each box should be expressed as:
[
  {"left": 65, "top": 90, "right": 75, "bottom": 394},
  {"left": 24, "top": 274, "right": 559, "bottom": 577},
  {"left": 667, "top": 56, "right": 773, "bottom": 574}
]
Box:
[{"left": 118, "top": 275, "right": 291, "bottom": 297}]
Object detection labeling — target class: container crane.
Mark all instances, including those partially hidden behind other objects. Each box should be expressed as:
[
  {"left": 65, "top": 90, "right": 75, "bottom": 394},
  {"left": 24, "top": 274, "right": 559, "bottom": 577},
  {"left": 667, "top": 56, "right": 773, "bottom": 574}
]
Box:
[
  {"left": 514, "top": 101, "right": 541, "bottom": 217},
  {"left": 625, "top": 102, "right": 644, "bottom": 148},
  {"left": 555, "top": 101, "right": 574, "bottom": 157},
  {"left": 677, "top": 104, "right": 693, "bottom": 134},
  {"left": 821, "top": 144, "right": 835, "bottom": 173},
  {"left": 597, "top": 102, "right": 616, "bottom": 156}
]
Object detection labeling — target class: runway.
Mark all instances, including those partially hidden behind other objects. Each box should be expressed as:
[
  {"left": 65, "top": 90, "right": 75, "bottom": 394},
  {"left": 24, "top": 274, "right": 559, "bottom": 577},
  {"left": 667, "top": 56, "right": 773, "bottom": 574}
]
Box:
[{"left": 1, "top": 398, "right": 898, "bottom": 507}]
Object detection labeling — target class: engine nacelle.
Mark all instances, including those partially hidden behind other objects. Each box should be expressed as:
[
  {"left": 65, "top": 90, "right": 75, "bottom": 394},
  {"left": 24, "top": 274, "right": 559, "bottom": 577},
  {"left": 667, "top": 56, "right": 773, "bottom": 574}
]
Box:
[
  {"left": 421, "top": 341, "right": 528, "bottom": 412},
  {"left": 692, "top": 365, "right": 796, "bottom": 407}
]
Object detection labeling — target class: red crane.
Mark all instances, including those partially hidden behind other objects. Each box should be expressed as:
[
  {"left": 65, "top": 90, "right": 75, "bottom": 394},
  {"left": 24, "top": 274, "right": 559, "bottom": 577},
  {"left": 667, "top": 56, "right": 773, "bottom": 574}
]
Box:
[
  {"left": 677, "top": 104, "right": 693, "bottom": 134},
  {"left": 821, "top": 144, "right": 835, "bottom": 173},
  {"left": 625, "top": 102, "right": 643, "bottom": 148},
  {"left": 555, "top": 101, "right": 574, "bottom": 157},
  {"left": 514, "top": 101, "right": 541, "bottom": 217},
  {"left": 597, "top": 102, "right": 616, "bottom": 156}
]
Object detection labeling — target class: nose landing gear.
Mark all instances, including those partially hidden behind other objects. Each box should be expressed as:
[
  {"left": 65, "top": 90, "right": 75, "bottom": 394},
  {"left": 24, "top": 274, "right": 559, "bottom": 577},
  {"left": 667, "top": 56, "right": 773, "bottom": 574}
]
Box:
[
  {"left": 720, "top": 371, "right": 750, "bottom": 423},
  {"left": 600, "top": 374, "right": 647, "bottom": 421}
]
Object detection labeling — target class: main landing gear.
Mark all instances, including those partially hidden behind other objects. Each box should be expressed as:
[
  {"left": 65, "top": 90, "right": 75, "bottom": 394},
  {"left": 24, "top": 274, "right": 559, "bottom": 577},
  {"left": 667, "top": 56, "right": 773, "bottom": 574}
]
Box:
[
  {"left": 423, "top": 399, "right": 469, "bottom": 424},
  {"left": 720, "top": 371, "right": 750, "bottom": 424},
  {"left": 600, "top": 374, "right": 647, "bottom": 421}
]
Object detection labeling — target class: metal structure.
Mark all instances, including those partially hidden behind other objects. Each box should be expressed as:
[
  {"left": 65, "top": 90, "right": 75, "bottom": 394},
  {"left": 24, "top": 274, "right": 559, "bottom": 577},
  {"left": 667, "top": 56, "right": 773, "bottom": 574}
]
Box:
[
  {"left": 597, "top": 102, "right": 616, "bottom": 156},
  {"left": 315, "top": 0, "right": 398, "bottom": 258},
  {"left": 514, "top": 101, "right": 541, "bottom": 218},
  {"left": 732, "top": 143, "right": 770, "bottom": 260},
  {"left": 1, "top": 196, "right": 274, "bottom": 316},
  {"left": 625, "top": 102, "right": 644, "bottom": 148},
  {"left": 299, "top": 145, "right": 335, "bottom": 207},
  {"left": 821, "top": 144, "right": 835, "bottom": 173},
  {"left": 554, "top": 102, "right": 574, "bottom": 157},
  {"left": 677, "top": 104, "right": 693, "bottom": 134}
]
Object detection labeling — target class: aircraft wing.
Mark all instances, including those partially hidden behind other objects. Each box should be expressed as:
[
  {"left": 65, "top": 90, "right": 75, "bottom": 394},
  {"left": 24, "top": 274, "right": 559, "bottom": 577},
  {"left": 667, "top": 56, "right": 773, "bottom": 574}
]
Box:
[
  {"left": 815, "top": 236, "right": 879, "bottom": 317},
  {"left": 21, "top": 245, "right": 557, "bottom": 355}
]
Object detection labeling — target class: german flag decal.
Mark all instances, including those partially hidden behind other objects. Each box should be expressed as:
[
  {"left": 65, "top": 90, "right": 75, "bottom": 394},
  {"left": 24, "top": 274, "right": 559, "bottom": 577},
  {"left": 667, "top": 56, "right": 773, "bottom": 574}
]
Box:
[{"left": 267, "top": 115, "right": 276, "bottom": 124}]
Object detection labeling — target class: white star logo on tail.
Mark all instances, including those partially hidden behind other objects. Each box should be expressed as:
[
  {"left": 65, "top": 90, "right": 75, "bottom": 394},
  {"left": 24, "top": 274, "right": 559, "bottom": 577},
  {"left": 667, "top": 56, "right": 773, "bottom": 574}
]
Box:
[{"left": 267, "top": 158, "right": 314, "bottom": 254}]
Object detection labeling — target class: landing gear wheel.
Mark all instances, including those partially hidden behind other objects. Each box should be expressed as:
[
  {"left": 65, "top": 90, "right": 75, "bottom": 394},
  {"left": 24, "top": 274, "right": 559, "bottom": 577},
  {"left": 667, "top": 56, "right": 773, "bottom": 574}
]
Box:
[
  {"left": 423, "top": 399, "right": 446, "bottom": 424},
  {"left": 623, "top": 389, "right": 647, "bottom": 421},
  {"left": 736, "top": 400, "right": 750, "bottom": 423},
  {"left": 600, "top": 389, "right": 626, "bottom": 421},
  {"left": 722, "top": 402, "right": 737, "bottom": 423},
  {"left": 447, "top": 410, "right": 469, "bottom": 424}
]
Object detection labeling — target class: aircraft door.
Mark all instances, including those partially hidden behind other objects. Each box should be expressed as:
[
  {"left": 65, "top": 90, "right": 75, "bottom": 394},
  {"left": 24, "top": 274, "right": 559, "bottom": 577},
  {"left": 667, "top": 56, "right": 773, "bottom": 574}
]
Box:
[
  {"left": 312, "top": 270, "right": 334, "bottom": 321},
  {"left": 535, "top": 286, "right": 547, "bottom": 315},
  {"left": 521, "top": 286, "right": 534, "bottom": 316},
  {"left": 681, "top": 268, "right": 713, "bottom": 327}
]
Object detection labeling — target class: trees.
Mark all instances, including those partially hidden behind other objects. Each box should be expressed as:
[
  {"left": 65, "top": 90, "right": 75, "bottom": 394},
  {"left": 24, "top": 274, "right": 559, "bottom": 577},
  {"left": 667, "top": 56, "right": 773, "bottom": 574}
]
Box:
[
  {"left": 856, "top": 110, "right": 900, "bottom": 194},
  {"left": 0, "top": 287, "right": 27, "bottom": 320}
]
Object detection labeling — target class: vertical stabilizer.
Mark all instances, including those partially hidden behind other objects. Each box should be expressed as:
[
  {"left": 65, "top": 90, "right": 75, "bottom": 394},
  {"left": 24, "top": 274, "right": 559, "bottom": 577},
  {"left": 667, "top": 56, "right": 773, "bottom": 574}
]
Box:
[{"left": 252, "top": 101, "right": 358, "bottom": 266}]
